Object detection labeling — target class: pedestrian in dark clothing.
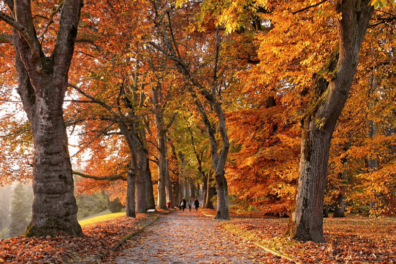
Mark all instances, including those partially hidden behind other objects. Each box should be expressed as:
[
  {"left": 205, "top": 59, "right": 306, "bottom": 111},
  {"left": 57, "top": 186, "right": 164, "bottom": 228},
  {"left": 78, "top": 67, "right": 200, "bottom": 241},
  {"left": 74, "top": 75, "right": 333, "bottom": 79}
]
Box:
[
  {"left": 194, "top": 198, "right": 199, "bottom": 212},
  {"left": 182, "top": 198, "right": 187, "bottom": 211}
]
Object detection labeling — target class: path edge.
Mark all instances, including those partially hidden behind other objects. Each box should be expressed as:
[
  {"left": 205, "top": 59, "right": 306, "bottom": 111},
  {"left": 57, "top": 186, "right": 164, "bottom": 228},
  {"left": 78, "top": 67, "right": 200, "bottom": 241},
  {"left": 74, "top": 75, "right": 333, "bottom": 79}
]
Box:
[
  {"left": 109, "top": 214, "right": 160, "bottom": 252},
  {"left": 77, "top": 214, "right": 161, "bottom": 263},
  {"left": 201, "top": 210, "right": 297, "bottom": 263}
]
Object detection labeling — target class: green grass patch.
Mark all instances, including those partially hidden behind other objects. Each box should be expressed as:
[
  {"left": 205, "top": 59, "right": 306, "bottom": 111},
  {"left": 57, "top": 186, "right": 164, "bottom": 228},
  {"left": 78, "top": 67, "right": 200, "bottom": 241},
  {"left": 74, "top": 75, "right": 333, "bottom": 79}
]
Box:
[{"left": 79, "top": 212, "right": 125, "bottom": 227}]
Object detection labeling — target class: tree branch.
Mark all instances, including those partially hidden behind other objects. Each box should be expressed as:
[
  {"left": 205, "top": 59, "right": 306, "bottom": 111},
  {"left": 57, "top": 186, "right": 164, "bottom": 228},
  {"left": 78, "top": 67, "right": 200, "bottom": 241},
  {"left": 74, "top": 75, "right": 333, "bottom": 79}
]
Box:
[
  {"left": 0, "top": 12, "right": 40, "bottom": 56},
  {"left": 291, "top": 0, "right": 328, "bottom": 14},
  {"left": 73, "top": 171, "right": 126, "bottom": 181}
]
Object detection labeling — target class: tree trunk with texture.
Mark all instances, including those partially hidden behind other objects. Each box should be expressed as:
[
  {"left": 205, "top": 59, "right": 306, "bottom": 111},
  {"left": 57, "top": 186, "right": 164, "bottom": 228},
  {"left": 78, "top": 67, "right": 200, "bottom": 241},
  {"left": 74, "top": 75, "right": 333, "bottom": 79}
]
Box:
[
  {"left": 145, "top": 158, "right": 156, "bottom": 210},
  {"left": 136, "top": 145, "right": 147, "bottom": 213},
  {"left": 2, "top": 0, "right": 84, "bottom": 237},
  {"left": 164, "top": 136, "right": 173, "bottom": 204},
  {"left": 202, "top": 173, "right": 208, "bottom": 207},
  {"left": 286, "top": 1, "right": 373, "bottom": 242},
  {"left": 204, "top": 172, "right": 215, "bottom": 209},
  {"left": 126, "top": 169, "right": 136, "bottom": 217}
]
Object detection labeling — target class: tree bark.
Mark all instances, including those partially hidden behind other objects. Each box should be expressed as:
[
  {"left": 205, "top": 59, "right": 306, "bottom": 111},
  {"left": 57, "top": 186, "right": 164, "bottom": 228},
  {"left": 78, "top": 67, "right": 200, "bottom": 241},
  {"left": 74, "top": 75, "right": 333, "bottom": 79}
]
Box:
[
  {"left": 204, "top": 172, "right": 215, "bottom": 209},
  {"left": 202, "top": 173, "right": 208, "bottom": 207},
  {"left": 164, "top": 136, "right": 173, "bottom": 204},
  {"left": 1, "top": 0, "right": 84, "bottom": 237},
  {"left": 136, "top": 145, "right": 147, "bottom": 213},
  {"left": 191, "top": 179, "right": 196, "bottom": 198},
  {"left": 126, "top": 168, "right": 136, "bottom": 217},
  {"left": 145, "top": 158, "right": 156, "bottom": 210},
  {"left": 287, "top": 1, "right": 373, "bottom": 242}
]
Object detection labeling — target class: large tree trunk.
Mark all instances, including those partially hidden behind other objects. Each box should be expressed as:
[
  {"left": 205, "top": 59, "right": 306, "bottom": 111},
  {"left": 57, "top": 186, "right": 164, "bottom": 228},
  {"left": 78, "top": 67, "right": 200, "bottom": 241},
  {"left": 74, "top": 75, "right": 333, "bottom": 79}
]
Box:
[
  {"left": 204, "top": 172, "right": 215, "bottom": 209},
  {"left": 2, "top": 0, "right": 84, "bottom": 237},
  {"left": 126, "top": 169, "right": 136, "bottom": 217},
  {"left": 152, "top": 85, "right": 167, "bottom": 209},
  {"left": 26, "top": 89, "right": 82, "bottom": 237},
  {"left": 287, "top": 1, "right": 373, "bottom": 242},
  {"left": 145, "top": 158, "right": 156, "bottom": 210},
  {"left": 157, "top": 154, "right": 167, "bottom": 209}
]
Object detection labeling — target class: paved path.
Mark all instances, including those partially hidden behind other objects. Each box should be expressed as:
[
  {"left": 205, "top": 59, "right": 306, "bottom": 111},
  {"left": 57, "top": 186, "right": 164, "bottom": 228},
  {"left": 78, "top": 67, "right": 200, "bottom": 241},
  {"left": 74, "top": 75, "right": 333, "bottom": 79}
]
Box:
[{"left": 116, "top": 209, "right": 286, "bottom": 263}]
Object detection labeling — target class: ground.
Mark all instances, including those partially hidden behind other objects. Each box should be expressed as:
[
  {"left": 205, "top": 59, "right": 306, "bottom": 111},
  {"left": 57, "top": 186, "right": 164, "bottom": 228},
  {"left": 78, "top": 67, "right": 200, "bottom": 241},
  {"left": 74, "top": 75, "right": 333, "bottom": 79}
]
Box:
[
  {"left": 116, "top": 209, "right": 288, "bottom": 264},
  {"left": 1, "top": 207, "right": 395, "bottom": 263}
]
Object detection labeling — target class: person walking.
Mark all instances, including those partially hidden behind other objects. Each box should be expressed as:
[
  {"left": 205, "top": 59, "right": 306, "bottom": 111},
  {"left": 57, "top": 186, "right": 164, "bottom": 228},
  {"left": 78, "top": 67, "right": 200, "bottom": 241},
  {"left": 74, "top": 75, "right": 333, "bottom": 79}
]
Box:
[
  {"left": 194, "top": 198, "right": 200, "bottom": 212},
  {"left": 182, "top": 198, "right": 187, "bottom": 211},
  {"left": 178, "top": 200, "right": 182, "bottom": 210}
]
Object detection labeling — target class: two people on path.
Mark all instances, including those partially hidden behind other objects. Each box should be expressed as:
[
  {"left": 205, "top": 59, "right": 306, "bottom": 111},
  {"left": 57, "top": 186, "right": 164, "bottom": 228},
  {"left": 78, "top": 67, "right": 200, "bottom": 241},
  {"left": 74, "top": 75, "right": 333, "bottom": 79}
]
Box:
[
  {"left": 179, "top": 197, "right": 199, "bottom": 212},
  {"left": 179, "top": 198, "right": 187, "bottom": 211}
]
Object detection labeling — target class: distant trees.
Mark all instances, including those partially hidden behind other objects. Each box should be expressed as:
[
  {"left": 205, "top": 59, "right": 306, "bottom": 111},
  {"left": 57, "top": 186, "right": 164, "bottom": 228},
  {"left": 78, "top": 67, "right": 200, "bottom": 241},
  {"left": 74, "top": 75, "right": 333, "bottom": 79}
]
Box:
[{"left": 9, "top": 183, "right": 32, "bottom": 237}]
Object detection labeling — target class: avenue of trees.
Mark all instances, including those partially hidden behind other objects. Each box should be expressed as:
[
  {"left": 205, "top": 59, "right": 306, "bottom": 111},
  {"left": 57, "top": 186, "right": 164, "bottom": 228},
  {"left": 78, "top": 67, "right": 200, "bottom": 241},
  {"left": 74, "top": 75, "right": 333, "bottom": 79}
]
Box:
[{"left": 0, "top": 0, "right": 395, "bottom": 243}]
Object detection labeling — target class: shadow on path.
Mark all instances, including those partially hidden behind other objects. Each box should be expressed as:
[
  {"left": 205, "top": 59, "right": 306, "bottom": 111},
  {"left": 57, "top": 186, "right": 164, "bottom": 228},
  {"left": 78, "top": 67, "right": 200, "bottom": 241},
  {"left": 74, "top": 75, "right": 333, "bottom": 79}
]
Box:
[{"left": 116, "top": 209, "right": 287, "bottom": 263}]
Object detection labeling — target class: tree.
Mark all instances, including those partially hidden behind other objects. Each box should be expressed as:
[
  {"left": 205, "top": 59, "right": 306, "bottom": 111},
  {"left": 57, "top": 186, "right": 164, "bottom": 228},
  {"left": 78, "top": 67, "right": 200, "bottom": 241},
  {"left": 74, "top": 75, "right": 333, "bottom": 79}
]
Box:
[
  {"left": 286, "top": 0, "right": 374, "bottom": 242},
  {"left": 9, "top": 183, "right": 32, "bottom": 237},
  {"left": 148, "top": 1, "right": 232, "bottom": 219},
  {"left": 0, "top": 0, "right": 84, "bottom": 237}
]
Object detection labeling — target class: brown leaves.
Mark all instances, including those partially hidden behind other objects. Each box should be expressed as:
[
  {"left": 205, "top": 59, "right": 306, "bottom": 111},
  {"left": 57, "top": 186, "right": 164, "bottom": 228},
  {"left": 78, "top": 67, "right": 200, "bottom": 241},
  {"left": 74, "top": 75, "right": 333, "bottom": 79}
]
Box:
[
  {"left": 0, "top": 214, "right": 149, "bottom": 263},
  {"left": 221, "top": 216, "right": 396, "bottom": 263}
]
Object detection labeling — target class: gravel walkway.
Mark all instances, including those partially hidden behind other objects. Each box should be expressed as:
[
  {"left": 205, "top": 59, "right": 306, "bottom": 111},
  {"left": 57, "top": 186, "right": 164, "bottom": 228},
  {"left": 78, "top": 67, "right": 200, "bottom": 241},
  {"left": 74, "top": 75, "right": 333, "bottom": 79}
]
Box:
[{"left": 116, "top": 209, "right": 286, "bottom": 263}]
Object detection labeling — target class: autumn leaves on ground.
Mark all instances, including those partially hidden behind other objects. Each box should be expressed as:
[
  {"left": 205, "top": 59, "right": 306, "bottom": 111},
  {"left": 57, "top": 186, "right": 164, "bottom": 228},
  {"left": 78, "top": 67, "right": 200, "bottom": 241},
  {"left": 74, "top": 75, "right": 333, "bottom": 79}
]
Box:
[{"left": 1, "top": 209, "right": 396, "bottom": 263}]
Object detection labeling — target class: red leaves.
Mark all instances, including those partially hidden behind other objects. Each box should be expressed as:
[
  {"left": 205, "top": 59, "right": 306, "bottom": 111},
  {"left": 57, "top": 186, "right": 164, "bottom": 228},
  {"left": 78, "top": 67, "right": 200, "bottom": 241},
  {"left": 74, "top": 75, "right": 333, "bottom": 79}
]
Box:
[{"left": 0, "top": 214, "right": 148, "bottom": 263}]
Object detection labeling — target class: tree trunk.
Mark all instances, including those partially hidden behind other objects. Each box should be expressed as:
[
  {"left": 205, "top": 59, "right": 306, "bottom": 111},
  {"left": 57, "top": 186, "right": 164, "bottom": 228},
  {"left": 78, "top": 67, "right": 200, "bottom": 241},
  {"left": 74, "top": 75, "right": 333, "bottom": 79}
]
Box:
[
  {"left": 157, "top": 155, "right": 167, "bottom": 209},
  {"left": 333, "top": 193, "right": 345, "bottom": 217},
  {"left": 202, "top": 173, "right": 208, "bottom": 207},
  {"left": 287, "top": 1, "right": 373, "bottom": 242},
  {"left": 2, "top": 0, "right": 85, "bottom": 237},
  {"left": 136, "top": 146, "right": 147, "bottom": 213},
  {"left": 145, "top": 158, "right": 156, "bottom": 210},
  {"left": 126, "top": 169, "right": 136, "bottom": 217},
  {"left": 164, "top": 137, "right": 173, "bottom": 204},
  {"left": 215, "top": 171, "right": 229, "bottom": 219},
  {"left": 191, "top": 179, "right": 196, "bottom": 198},
  {"left": 205, "top": 172, "right": 215, "bottom": 209},
  {"left": 26, "top": 94, "right": 82, "bottom": 237}
]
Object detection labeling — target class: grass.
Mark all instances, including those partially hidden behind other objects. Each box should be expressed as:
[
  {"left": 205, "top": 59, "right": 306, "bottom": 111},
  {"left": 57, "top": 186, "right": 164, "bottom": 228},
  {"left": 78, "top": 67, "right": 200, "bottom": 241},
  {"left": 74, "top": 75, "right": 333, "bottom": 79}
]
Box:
[{"left": 79, "top": 211, "right": 125, "bottom": 227}]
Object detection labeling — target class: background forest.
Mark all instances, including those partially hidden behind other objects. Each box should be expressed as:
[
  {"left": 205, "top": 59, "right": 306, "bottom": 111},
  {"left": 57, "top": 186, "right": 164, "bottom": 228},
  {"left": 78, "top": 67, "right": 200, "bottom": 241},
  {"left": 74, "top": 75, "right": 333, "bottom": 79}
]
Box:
[{"left": 0, "top": 0, "right": 395, "bottom": 245}]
